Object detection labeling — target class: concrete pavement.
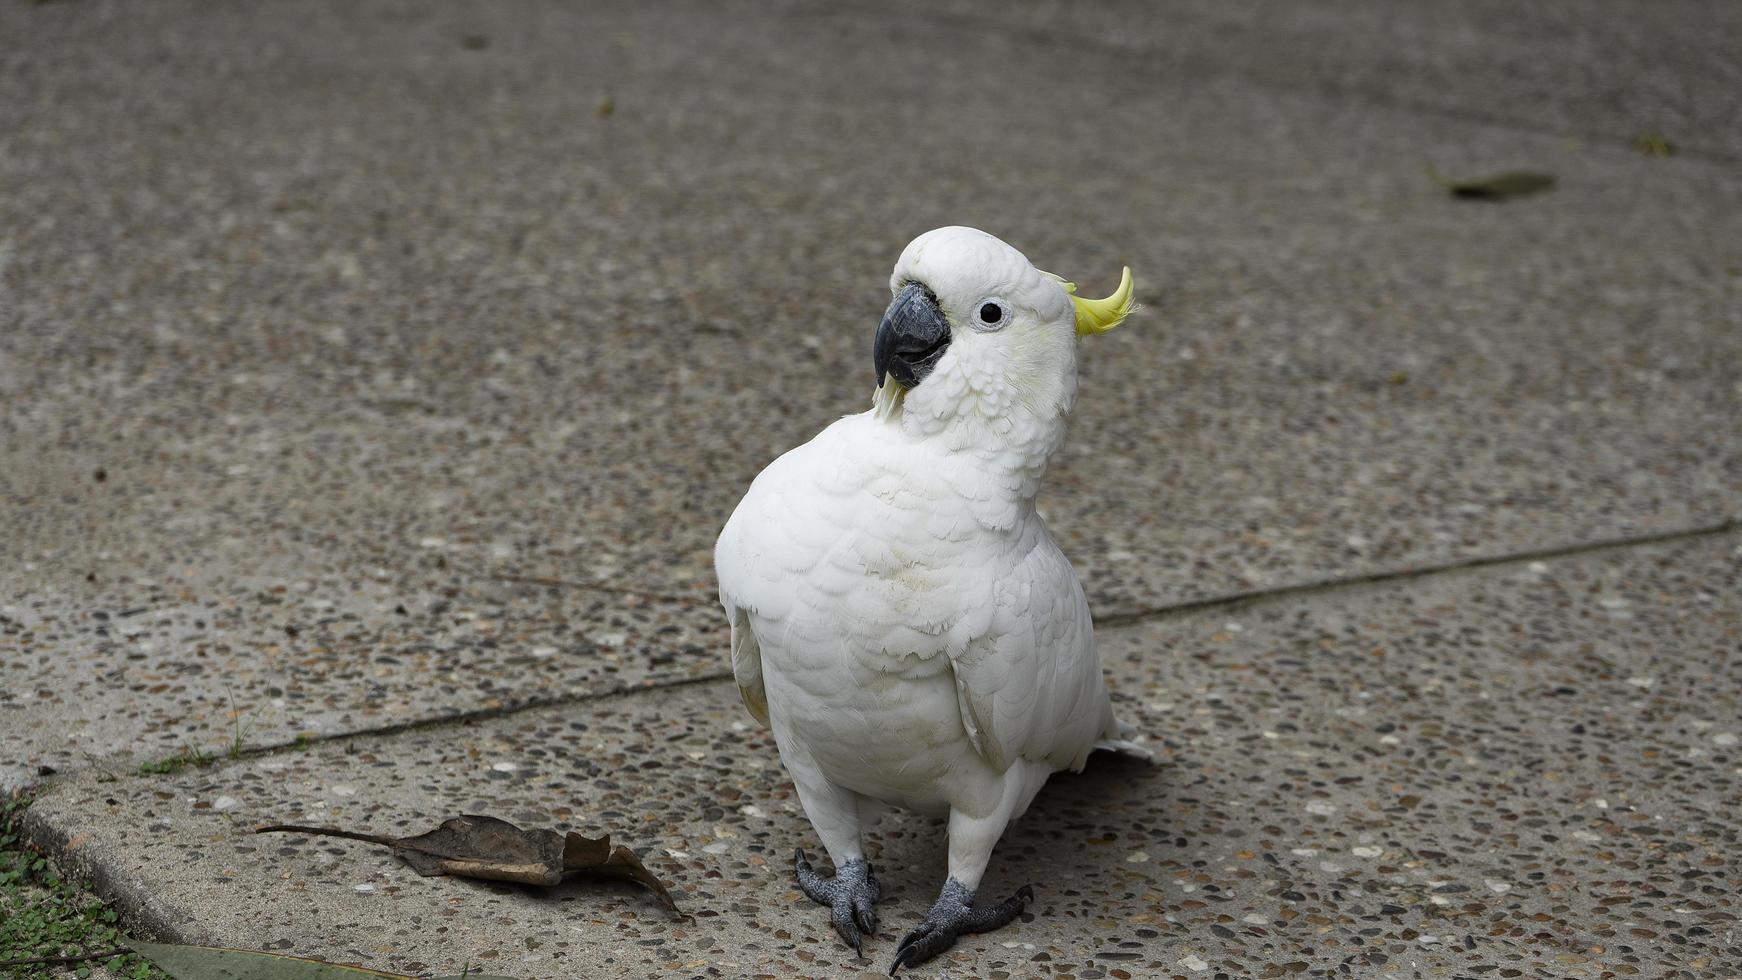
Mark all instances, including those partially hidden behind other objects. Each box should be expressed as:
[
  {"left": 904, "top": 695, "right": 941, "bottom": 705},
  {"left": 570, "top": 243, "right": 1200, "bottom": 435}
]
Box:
[
  {"left": 2, "top": 0, "right": 1738, "bottom": 976},
  {"left": 20, "top": 534, "right": 1740, "bottom": 977}
]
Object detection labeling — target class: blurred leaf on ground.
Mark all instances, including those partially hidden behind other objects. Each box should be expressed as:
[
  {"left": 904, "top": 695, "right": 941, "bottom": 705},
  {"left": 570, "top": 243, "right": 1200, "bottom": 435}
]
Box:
[{"left": 1429, "top": 168, "right": 1556, "bottom": 200}]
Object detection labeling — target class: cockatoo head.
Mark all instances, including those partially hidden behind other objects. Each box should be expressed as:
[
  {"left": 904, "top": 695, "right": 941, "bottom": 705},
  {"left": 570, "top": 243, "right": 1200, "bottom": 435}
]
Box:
[{"left": 872, "top": 226, "right": 1134, "bottom": 430}]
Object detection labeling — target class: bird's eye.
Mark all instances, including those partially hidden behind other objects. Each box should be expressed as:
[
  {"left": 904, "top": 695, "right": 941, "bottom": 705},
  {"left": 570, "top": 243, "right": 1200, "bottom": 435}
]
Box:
[{"left": 977, "top": 302, "right": 1005, "bottom": 326}]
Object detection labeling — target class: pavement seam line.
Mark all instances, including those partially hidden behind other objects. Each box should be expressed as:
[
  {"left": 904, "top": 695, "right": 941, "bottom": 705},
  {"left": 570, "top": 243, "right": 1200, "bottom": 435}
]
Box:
[
  {"left": 221, "top": 671, "right": 738, "bottom": 765},
  {"left": 25, "top": 673, "right": 739, "bottom": 792},
  {"left": 1093, "top": 516, "right": 1740, "bottom": 630},
  {"left": 238, "top": 518, "right": 1739, "bottom": 756},
  {"left": 31, "top": 518, "right": 1734, "bottom": 783},
  {"left": 240, "top": 519, "right": 1739, "bottom": 755}
]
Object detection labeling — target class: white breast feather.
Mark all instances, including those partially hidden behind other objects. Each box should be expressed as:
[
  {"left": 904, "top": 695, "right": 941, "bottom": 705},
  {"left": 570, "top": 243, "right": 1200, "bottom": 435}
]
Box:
[{"left": 716, "top": 411, "right": 1113, "bottom": 776}]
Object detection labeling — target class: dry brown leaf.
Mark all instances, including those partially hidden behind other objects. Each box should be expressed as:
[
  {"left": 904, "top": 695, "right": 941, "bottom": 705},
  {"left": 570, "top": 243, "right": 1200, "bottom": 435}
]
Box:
[{"left": 256, "top": 815, "right": 682, "bottom": 914}]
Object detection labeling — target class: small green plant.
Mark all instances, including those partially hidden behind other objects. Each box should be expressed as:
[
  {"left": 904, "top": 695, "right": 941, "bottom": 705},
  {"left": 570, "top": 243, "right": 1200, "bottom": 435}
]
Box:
[
  {"left": 224, "top": 685, "right": 256, "bottom": 760},
  {"left": 0, "top": 795, "right": 166, "bottom": 979},
  {"left": 133, "top": 690, "right": 259, "bottom": 775},
  {"left": 135, "top": 747, "right": 218, "bottom": 776},
  {"left": 1631, "top": 131, "right": 1674, "bottom": 156}
]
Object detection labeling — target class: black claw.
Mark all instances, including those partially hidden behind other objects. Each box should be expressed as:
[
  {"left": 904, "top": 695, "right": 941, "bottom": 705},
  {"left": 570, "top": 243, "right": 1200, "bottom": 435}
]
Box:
[
  {"left": 831, "top": 900, "right": 867, "bottom": 956},
  {"left": 888, "top": 925, "right": 927, "bottom": 974},
  {"left": 890, "top": 924, "right": 943, "bottom": 976}
]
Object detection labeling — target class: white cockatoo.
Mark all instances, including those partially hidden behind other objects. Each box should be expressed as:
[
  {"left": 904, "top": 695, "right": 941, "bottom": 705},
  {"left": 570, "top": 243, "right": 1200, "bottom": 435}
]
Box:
[{"left": 714, "top": 226, "right": 1146, "bottom": 972}]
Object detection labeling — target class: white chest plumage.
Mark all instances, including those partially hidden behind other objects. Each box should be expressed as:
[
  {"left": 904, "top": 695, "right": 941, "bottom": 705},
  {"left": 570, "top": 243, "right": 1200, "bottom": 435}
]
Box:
[{"left": 722, "top": 417, "right": 1031, "bottom": 816}]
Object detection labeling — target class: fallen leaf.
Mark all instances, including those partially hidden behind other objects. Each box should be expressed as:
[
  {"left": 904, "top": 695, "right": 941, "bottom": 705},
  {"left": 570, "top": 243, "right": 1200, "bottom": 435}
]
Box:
[
  {"left": 130, "top": 940, "right": 515, "bottom": 980},
  {"left": 256, "top": 815, "right": 682, "bottom": 915},
  {"left": 1429, "top": 168, "right": 1556, "bottom": 201}
]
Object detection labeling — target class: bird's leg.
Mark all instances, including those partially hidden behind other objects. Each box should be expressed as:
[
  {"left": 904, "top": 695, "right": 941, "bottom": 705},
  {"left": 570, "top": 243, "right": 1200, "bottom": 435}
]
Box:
[
  {"left": 788, "top": 776, "right": 881, "bottom": 955},
  {"left": 889, "top": 805, "right": 1032, "bottom": 975}
]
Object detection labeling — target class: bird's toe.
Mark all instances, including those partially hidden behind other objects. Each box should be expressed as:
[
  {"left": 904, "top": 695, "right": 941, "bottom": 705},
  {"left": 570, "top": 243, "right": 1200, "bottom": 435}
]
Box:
[
  {"left": 831, "top": 901, "right": 866, "bottom": 955},
  {"left": 792, "top": 852, "right": 881, "bottom": 956},
  {"left": 889, "top": 922, "right": 944, "bottom": 975},
  {"left": 793, "top": 848, "right": 836, "bottom": 906},
  {"left": 853, "top": 892, "right": 877, "bottom": 938},
  {"left": 886, "top": 879, "right": 1034, "bottom": 974}
]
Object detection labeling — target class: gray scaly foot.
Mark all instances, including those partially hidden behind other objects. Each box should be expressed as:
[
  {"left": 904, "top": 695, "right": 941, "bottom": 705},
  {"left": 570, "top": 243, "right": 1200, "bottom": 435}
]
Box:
[
  {"left": 888, "top": 878, "right": 1033, "bottom": 974},
  {"left": 794, "top": 848, "right": 881, "bottom": 955}
]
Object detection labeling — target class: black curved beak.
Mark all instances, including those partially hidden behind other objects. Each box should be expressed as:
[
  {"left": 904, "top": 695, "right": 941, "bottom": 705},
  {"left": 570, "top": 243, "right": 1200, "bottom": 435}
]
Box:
[{"left": 874, "top": 282, "right": 951, "bottom": 389}]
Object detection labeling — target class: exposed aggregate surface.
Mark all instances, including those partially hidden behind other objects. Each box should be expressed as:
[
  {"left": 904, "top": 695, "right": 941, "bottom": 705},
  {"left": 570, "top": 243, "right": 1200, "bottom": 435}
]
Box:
[
  {"left": 5, "top": 0, "right": 1739, "bottom": 788},
  {"left": 24, "top": 536, "right": 1740, "bottom": 978},
  {"left": 4, "top": 1, "right": 1739, "bottom": 978}
]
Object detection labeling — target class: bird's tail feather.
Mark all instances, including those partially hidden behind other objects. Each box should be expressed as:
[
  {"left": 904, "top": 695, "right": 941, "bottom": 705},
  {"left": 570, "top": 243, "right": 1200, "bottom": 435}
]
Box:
[
  {"left": 1093, "top": 737, "right": 1156, "bottom": 763},
  {"left": 1095, "top": 714, "right": 1156, "bottom": 763}
]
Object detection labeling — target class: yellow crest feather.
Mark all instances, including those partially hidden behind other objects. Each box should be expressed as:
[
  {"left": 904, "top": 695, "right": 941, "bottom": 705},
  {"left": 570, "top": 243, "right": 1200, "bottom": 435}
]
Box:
[{"left": 1069, "top": 266, "right": 1135, "bottom": 336}]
